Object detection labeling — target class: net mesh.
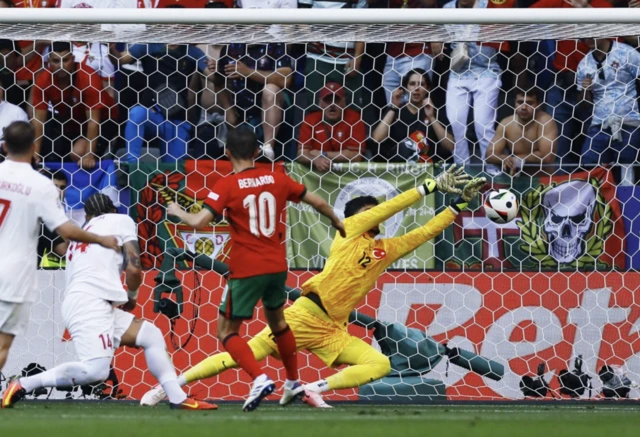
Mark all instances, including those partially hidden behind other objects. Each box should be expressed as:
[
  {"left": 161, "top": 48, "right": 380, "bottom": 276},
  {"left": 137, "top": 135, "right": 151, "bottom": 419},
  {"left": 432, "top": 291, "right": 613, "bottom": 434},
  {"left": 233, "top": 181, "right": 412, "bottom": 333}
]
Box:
[
  {"left": 2, "top": 22, "right": 640, "bottom": 44},
  {"left": 1, "top": 9, "right": 640, "bottom": 403}
]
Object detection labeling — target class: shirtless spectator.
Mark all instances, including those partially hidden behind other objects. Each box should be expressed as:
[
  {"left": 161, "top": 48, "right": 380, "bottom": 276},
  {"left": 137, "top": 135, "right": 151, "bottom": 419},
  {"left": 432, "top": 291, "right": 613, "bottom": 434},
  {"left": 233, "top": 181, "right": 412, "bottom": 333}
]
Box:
[{"left": 486, "top": 88, "right": 557, "bottom": 176}]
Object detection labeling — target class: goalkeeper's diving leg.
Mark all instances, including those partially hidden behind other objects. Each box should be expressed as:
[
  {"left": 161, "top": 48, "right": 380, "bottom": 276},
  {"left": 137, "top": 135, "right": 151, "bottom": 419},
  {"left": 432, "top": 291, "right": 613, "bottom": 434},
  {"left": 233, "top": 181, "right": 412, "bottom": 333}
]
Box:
[
  {"left": 304, "top": 336, "right": 391, "bottom": 395},
  {"left": 140, "top": 334, "right": 331, "bottom": 408}
]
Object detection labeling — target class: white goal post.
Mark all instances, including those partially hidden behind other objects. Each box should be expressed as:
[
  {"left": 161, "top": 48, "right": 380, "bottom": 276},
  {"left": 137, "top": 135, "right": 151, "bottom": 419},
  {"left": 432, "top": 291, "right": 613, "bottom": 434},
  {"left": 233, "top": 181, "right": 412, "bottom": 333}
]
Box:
[{"left": 1, "top": 9, "right": 640, "bottom": 44}]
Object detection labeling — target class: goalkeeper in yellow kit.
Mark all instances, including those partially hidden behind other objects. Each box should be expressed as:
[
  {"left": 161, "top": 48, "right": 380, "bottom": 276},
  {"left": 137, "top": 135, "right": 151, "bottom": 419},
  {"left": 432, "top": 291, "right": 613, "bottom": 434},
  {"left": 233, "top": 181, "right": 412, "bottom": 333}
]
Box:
[{"left": 141, "top": 166, "right": 485, "bottom": 408}]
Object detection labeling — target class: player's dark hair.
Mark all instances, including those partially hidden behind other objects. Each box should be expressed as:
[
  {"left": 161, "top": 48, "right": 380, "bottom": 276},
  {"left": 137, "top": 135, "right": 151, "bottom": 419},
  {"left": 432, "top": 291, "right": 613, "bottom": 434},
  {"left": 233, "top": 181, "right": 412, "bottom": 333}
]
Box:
[
  {"left": 2, "top": 121, "right": 35, "bottom": 156},
  {"left": 50, "top": 41, "right": 73, "bottom": 54},
  {"left": 344, "top": 196, "right": 379, "bottom": 218},
  {"left": 515, "top": 86, "right": 543, "bottom": 103},
  {"left": 85, "top": 193, "right": 116, "bottom": 217},
  {"left": 401, "top": 68, "right": 432, "bottom": 90},
  {"left": 226, "top": 127, "right": 259, "bottom": 161}
]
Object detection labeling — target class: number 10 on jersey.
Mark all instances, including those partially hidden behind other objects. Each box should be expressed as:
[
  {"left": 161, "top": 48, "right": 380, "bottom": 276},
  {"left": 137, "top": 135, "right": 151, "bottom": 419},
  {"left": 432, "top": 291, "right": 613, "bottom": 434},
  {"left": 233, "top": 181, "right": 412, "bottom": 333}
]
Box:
[{"left": 243, "top": 192, "right": 276, "bottom": 237}]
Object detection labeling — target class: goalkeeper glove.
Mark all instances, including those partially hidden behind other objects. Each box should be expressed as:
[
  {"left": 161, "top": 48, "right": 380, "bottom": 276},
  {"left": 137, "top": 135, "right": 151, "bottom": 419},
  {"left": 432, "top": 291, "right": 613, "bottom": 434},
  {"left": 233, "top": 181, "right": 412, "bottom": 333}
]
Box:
[
  {"left": 449, "top": 177, "right": 487, "bottom": 213},
  {"left": 438, "top": 164, "right": 471, "bottom": 194},
  {"left": 419, "top": 165, "right": 471, "bottom": 197}
]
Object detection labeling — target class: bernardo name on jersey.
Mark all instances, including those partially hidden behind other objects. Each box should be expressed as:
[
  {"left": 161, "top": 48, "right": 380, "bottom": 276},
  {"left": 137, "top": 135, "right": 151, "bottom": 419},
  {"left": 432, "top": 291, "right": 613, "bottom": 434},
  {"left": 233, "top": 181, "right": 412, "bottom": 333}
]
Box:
[{"left": 237, "top": 175, "right": 276, "bottom": 189}]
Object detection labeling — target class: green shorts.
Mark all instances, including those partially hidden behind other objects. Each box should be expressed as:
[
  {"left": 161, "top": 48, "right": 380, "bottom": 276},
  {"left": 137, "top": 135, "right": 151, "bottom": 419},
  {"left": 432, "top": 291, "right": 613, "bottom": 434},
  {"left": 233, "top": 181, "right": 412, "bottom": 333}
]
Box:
[{"left": 219, "top": 272, "right": 288, "bottom": 320}]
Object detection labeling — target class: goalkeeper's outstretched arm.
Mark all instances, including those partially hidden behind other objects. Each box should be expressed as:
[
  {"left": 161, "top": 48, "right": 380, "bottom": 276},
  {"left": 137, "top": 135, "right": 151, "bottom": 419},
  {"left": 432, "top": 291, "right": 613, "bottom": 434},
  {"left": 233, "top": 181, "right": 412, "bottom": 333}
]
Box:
[
  {"left": 382, "top": 207, "right": 458, "bottom": 263},
  {"left": 344, "top": 186, "right": 430, "bottom": 239},
  {"left": 344, "top": 165, "right": 469, "bottom": 239},
  {"left": 382, "top": 177, "right": 486, "bottom": 262}
]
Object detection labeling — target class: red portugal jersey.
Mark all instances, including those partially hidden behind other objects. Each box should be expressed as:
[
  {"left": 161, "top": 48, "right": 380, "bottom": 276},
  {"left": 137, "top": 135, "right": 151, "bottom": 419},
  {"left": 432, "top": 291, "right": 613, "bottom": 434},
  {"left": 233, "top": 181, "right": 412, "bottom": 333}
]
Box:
[
  {"left": 203, "top": 167, "right": 306, "bottom": 279},
  {"left": 32, "top": 63, "right": 115, "bottom": 132}
]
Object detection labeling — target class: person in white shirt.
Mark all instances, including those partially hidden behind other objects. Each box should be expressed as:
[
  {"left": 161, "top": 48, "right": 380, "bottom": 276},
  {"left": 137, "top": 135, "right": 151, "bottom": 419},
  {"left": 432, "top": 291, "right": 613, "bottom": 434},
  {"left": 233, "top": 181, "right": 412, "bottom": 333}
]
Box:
[
  {"left": 444, "top": 0, "right": 502, "bottom": 175},
  {"left": 0, "top": 121, "right": 119, "bottom": 377},
  {"left": 0, "top": 87, "right": 28, "bottom": 143},
  {"left": 2, "top": 194, "right": 217, "bottom": 410},
  {"left": 577, "top": 38, "right": 640, "bottom": 170}
]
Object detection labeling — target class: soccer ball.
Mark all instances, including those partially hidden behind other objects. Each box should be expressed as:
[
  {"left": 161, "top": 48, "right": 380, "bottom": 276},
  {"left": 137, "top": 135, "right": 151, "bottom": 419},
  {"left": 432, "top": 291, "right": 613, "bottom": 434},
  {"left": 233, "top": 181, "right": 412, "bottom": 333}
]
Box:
[{"left": 483, "top": 189, "right": 518, "bottom": 224}]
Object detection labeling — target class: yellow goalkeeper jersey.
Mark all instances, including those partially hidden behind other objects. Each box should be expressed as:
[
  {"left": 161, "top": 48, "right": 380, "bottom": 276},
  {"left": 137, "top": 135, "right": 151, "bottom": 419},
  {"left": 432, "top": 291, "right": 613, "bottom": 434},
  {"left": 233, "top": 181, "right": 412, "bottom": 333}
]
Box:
[{"left": 301, "top": 188, "right": 457, "bottom": 327}]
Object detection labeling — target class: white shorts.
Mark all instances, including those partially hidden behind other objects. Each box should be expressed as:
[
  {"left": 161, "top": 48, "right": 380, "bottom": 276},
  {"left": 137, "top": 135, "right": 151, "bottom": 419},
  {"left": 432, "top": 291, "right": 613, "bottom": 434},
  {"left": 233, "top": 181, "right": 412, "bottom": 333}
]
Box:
[
  {"left": 62, "top": 292, "right": 135, "bottom": 362},
  {"left": 0, "top": 300, "right": 31, "bottom": 336}
]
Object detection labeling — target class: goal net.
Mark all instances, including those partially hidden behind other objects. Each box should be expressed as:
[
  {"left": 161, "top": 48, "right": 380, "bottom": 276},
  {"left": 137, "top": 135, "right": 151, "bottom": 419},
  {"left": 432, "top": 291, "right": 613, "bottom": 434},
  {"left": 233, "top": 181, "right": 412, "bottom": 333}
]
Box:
[{"left": 1, "top": 7, "right": 639, "bottom": 403}]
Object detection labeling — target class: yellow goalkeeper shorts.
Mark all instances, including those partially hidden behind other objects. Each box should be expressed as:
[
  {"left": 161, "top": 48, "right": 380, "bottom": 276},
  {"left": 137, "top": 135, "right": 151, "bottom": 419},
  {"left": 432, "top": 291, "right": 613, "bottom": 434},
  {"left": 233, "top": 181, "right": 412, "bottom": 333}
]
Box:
[{"left": 254, "top": 296, "right": 355, "bottom": 367}]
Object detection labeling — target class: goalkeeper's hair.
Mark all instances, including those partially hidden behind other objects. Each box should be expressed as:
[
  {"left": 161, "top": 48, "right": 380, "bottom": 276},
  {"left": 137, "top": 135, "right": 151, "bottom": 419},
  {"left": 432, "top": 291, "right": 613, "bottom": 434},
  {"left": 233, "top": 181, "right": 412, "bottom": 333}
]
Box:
[
  {"left": 344, "top": 196, "right": 379, "bottom": 218},
  {"left": 226, "top": 126, "right": 259, "bottom": 160},
  {"left": 85, "top": 193, "right": 117, "bottom": 218}
]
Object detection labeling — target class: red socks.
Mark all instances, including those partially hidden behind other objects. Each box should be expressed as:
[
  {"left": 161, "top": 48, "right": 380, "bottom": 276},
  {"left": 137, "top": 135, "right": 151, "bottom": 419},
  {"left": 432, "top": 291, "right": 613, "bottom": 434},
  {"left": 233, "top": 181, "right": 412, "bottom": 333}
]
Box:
[
  {"left": 222, "top": 334, "right": 262, "bottom": 380},
  {"left": 222, "top": 327, "right": 298, "bottom": 382},
  {"left": 273, "top": 326, "right": 298, "bottom": 381}
]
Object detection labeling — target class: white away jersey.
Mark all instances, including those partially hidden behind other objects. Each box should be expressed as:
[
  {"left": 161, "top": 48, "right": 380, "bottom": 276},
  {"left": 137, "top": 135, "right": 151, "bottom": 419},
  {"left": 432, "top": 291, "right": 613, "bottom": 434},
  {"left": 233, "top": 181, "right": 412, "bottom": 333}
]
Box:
[
  {"left": 65, "top": 214, "right": 137, "bottom": 306},
  {"left": 0, "top": 160, "right": 69, "bottom": 303}
]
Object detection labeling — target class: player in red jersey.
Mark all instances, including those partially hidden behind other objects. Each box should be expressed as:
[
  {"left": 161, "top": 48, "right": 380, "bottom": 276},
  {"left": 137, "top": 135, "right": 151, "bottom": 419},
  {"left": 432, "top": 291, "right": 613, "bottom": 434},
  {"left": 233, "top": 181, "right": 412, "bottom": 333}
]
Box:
[{"left": 168, "top": 127, "right": 345, "bottom": 412}]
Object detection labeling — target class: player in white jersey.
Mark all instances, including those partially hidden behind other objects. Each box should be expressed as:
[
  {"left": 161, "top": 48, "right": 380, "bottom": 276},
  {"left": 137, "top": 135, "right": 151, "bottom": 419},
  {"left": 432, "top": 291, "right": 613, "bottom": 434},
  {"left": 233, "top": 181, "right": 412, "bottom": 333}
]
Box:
[
  {"left": 0, "top": 121, "right": 119, "bottom": 376},
  {"left": 2, "top": 194, "right": 217, "bottom": 410}
]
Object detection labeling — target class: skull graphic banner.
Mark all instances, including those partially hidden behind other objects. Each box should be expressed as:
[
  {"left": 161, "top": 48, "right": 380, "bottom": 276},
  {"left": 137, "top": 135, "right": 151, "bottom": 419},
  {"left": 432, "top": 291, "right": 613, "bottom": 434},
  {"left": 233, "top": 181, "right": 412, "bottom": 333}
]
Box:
[{"left": 437, "top": 167, "right": 625, "bottom": 271}]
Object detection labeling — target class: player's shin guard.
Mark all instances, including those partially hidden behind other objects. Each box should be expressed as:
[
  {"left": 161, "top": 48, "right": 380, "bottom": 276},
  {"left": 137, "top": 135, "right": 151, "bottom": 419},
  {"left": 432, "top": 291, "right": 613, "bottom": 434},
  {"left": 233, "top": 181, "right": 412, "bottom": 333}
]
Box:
[
  {"left": 135, "top": 321, "right": 187, "bottom": 405},
  {"left": 272, "top": 325, "right": 298, "bottom": 382},
  {"left": 222, "top": 333, "right": 263, "bottom": 380}
]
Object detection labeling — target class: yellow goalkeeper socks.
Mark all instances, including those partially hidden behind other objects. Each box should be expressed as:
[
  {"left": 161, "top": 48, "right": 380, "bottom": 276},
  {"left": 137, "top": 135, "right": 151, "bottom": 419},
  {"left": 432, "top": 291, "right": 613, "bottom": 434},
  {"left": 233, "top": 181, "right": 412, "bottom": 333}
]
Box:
[
  {"left": 181, "top": 336, "right": 274, "bottom": 385},
  {"left": 182, "top": 353, "right": 236, "bottom": 384}
]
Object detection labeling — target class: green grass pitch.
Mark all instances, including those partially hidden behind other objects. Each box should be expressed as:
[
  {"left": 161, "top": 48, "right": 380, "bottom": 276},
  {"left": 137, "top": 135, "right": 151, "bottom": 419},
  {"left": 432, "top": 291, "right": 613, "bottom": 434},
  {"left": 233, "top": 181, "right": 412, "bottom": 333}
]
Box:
[{"left": 2, "top": 402, "right": 640, "bottom": 437}]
